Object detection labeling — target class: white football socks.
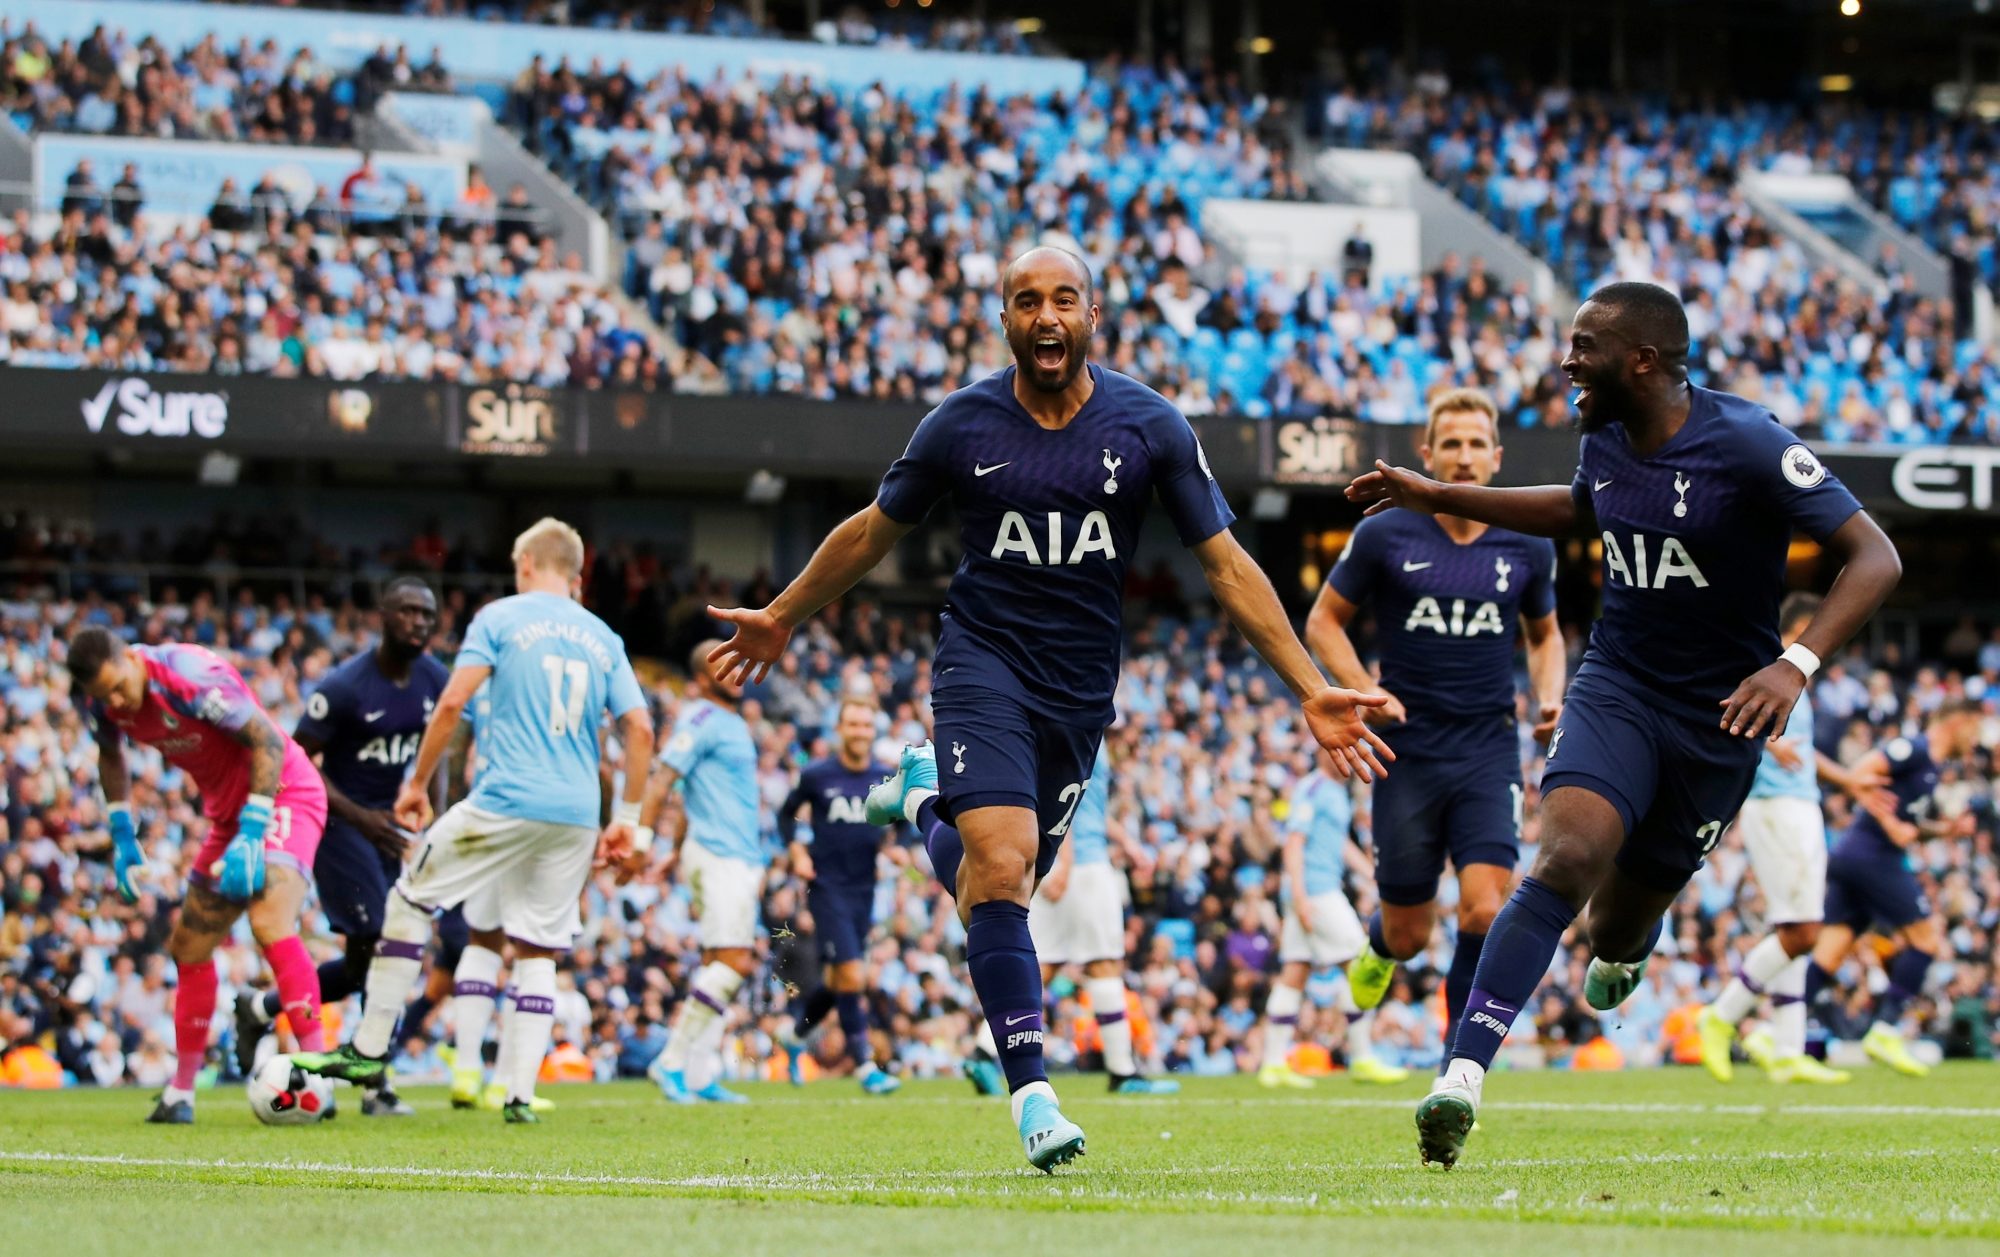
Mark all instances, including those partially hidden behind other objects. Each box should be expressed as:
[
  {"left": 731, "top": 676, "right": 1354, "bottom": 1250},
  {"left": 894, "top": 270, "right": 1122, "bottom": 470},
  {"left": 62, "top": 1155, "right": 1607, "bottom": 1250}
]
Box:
[
  {"left": 353, "top": 892, "right": 432, "bottom": 1059},
  {"left": 665, "top": 961, "right": 744, "bottom": 1072},
  {"left": 1771, "top": 956, "right": 1809, "bottom": 1058},
  {"left": 1713, "top": 934, "right": 1791, "bottom": 1025},
  {"left": 1010, "top": 1078, "right": 1057, "bottom": 1127},
  {"left": 1338, "top": 985, "right": 1375, "bottom": 1061},
  {"left": 1087, "top": 976, "right": 1136, "bottom": 1076},
  {"left": 451, "top": 945, "right": 503, "bottom": 1073},
  {"left": 1262, "top": 983, "right": 1303, "bottom": 1069},
  {"left": 503, "top": 956, "right": 556, "bottom": 1105}
]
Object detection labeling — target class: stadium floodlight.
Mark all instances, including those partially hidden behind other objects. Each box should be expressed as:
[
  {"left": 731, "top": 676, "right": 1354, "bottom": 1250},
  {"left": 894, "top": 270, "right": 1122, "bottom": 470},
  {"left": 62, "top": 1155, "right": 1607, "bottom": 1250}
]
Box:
[{"left": 1839, "top": 0, "right": 1860, "bottom": 15}]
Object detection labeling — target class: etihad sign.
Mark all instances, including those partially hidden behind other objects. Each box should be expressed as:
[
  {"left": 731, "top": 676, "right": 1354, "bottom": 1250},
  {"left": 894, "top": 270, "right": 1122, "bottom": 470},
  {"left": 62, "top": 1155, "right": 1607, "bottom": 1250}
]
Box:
[
  {"left": 1891, "top": 448, "right": 2000, "bottom": 512},
  {"left": 81, "top": 378, "right": 228, "bottom": 439}
]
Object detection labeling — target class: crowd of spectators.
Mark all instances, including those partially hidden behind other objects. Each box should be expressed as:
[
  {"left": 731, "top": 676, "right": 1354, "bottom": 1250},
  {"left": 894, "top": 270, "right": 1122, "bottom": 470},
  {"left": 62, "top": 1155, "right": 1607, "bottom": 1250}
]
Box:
[
  {"left": 271, "top": 2, "right": 1054, "bottom": 56},
  {"left": 2, "top": 525, "right": 1995, "bottom": 1090},
  {"left": 1315, "top": 71, "right": 2000, "bottom": 442},
  {"left": 0, "top": 182, "right": 687, "bottom": 387},
  {"left": 1, "top": 20, "right": 453, "bottom": 146},
  {"left": 3, "top": 13, "right": 1996, "bottom": 439}
]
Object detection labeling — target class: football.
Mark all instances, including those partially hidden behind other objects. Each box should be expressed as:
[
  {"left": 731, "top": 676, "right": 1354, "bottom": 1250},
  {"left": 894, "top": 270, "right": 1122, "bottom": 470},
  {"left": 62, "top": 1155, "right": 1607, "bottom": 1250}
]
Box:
[{"left": 246, "top": 1054, "right": 336, "bottom": 1127}]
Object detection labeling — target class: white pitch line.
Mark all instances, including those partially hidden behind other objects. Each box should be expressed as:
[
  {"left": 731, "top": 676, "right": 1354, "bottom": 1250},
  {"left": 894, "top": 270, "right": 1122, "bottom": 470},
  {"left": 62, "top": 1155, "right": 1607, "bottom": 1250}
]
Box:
[
  {"left": 3, "top": 1147, "right": 1995, "bottom": 1229},
  {"left": 567, "top": 1093, "right": 2000, "bottom": 1120},
  {"left": 2, "top": 1143, "right": 1993, "bottom": 1186}
]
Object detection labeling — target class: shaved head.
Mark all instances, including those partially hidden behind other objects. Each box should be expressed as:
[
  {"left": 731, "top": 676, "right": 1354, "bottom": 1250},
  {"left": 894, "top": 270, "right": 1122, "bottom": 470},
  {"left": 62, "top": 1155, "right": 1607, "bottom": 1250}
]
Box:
[
  {"left": 1000, "top": 246, "right": 1097, "bottom": 395},
  {"left": 1002, "top": 246, "right": 1094, "bottom": 303}
]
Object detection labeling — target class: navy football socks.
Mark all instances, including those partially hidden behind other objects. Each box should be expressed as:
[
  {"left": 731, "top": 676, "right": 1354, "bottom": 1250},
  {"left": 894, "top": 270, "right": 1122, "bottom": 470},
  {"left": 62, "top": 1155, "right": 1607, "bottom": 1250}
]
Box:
[
  {"left": 836, "top": 992, "right": 872, "bottom": 1068},
  {"left": 1454, "top": 877, "right": 1577, "bottom": 1069},
  {"left": 792, "top": 986, "right": 837, "bottom": 1039},
  {"left": 1874, "top": 948, "right": 1932, "bottom": 1026},
  {"left": 966, "top": 900, "right": 1047, "bottom": 1093},
  {"left": 917, "top": 797, "right": 965, "bottom": 894},
  {"left": 1443, "top": 930, "right": 1485, "bottom": 1060},
  {"left": 1366, "top": 911, "right": 1391, "bottom": 957}
]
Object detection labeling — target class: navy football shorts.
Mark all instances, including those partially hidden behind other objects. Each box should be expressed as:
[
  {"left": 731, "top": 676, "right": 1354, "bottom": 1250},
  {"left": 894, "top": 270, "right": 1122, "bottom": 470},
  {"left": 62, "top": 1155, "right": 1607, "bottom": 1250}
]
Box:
[
  {"left": 1370, "top": 749, "right": 1522, "bottom": 906},
  {"left": 1539, "top": 662, "right": 1762, "bottom": 893},
  {"left": 930, "top": 684, "right": 1103, "bottom": 882},
  {"left": 1823, "top": 839, "right": 1931, "bottom": 931},
  {"left": 808, "top": 881, "right": 874, "bottom": 966},
  {"left": 313, "top": 821, "right": 399, "bottom": 939}
]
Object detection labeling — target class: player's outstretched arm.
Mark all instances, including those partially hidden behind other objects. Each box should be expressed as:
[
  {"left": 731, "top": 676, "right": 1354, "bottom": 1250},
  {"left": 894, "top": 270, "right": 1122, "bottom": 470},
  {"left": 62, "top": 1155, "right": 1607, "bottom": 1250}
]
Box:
[
  {"left": 1718, "top": 512, "right": 1901, "bottom": 739},
  {"left": 1346, "top": 460, "right": 1581, "bottom": 537},
  {"left": 708, "top": 503, "right": 914, "bottom": 685},
  {"left": 1304, "top": 582, "right": 1407, "bottom": 725},
  {"left": 598, "top": 706, "right": 657, "bottom": 885},
  {"left": 397, "top": 663, "right": 489, "bottom": 831},
  {"left": 1190, "top": 529, "right": 1395, "bottom": 781}
]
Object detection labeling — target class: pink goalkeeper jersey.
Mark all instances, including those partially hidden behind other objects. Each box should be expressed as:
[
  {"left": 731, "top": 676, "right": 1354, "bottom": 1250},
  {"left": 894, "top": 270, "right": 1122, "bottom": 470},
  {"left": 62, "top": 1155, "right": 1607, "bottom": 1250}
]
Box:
[{"left": 88, "top": 643, "right": 321, "bottom": 827}]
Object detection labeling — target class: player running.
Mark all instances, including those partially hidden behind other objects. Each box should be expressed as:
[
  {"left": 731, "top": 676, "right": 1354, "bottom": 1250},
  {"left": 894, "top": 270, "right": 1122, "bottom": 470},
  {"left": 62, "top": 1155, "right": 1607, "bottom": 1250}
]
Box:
[
  {"left": 1307, "top": 388, "right": 1565, "bottom": 1060},
  {"left": 774, "top": 694, "right": 902, "bottom": 1095},
  {"left": 1349, "top": 282, "right": 1902, "bottom": 1168},
  {"left": 1030, "top": 739, "right": 1178, "bottom": 1095},
  {"left": 232, "top": 576, "right": 447, "bottom": 1116},
  {"left": 1257, "top": 754, "right": 1409, "bottom": 1087},
  {"left": 705, "top": 246, "right": 1391, "bottom": 1172},
  {"left": 292, "top": 518, "right": 655, "bottom": 1123},
  {"left": 72, "top": 629, "right": 330, "bottom": 1124},
  {"left": 1804, "top": 701, "right": 1979, "bottom": 1077},
  {"left": 1695, "top": 592, "right": 1885, "bottom": 1085},
  {"left": 641, "top": 642, "right": 767, "bottom": 1105}
]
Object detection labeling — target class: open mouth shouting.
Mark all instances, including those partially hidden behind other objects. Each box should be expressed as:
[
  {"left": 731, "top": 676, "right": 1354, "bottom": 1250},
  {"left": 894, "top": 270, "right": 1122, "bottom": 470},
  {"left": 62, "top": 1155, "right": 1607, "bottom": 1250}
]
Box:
[{"left": 1032, "top": 333, "right": 1067, "bottom": 373}]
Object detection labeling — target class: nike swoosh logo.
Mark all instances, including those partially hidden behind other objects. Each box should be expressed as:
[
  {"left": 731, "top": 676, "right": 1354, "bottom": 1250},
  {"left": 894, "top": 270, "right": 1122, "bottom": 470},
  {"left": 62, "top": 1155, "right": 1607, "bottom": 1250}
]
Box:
[
  {"left": 1593, "top": 478, "right": 1614, "bottom": 492},
  {"left": 1483, "top": 1000, "right": 1512, "bottom": 1014},
  {"left": 974, "top": 462, "right": 1010, "bottom": 477},
  {"left": 1402, "top": 561, "right": 1432, "bottom": 572},
  {"left": 364, "top": 711, "right": 386, "bottom": 723},
  {"left": 1003, "top": 1012, "right": 1037, "bottom": 1027}
]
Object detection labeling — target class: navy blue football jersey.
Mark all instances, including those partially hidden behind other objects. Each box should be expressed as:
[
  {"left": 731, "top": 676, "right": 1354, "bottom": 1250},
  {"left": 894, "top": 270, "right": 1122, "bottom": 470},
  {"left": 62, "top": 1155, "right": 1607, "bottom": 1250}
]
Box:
[
  {"left": 1569, "top": 386, "right": 1862, "bottom": 711},
  {"left": 1841, "top": 733, "right": 1939, "bottom": 861},
  {"left": 1329, "top": 513, "right": 1556, "bottom": 760},
  {"left": 876, "top": 364, "right": 1234, "bottom": 725},
  {"left": 295, "top": 650, "right": 450, "bottom": 810},
  {"left": 778, "top": 756, "right": 889, "bottom": 893}
]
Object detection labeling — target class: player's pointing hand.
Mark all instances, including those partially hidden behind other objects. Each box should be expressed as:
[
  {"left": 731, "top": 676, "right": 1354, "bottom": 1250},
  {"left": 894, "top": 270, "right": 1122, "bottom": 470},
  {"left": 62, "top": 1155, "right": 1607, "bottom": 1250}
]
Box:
[
  {"left": 706, "top": 605, "right": 790, "bottom": 686},
  {"left": 1302, "top": 686, "right": 1397, "bottom": 783},
  {"left": 1345, "top": 460, "right": 1443, "bottom": 517}
]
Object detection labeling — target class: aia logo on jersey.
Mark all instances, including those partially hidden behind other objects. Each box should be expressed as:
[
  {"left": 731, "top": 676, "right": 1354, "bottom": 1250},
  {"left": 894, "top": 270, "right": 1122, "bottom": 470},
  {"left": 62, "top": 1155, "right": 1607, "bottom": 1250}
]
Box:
[
  {"left": 1601, "top": 532, "right": 1709, "bottom": 589},
  {"left": 1404, "top": 598, "right": 1506, "bottom": 637},
  {"left": 990, "top": 510, "right": 1116, "bottom": 565},
  {"left": 826, "top": 795, "right": 869, "bottom": 824},
  {"left": 358, "top": 733, "right": 420, "bottom": 767}
]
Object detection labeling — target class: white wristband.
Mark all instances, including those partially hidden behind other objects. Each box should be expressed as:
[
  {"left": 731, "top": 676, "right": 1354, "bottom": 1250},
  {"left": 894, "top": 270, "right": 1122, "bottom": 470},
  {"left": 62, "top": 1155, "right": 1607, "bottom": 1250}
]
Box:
[
  {"left": 1780, "top": 643, "right": 1821, "bottom": 679},
  {"left": 629, "top": 827, "right": 655, "bottom": 855},
  {"left": 613, "top": 799, "right": 643, "bottom": 829}
]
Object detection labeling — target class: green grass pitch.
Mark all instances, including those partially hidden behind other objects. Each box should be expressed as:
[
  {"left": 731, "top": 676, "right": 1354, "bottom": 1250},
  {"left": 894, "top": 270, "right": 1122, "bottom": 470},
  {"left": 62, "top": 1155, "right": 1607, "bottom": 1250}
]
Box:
[{"left": 3, "top": 1064, "right": 1995, "bottom": 1255}]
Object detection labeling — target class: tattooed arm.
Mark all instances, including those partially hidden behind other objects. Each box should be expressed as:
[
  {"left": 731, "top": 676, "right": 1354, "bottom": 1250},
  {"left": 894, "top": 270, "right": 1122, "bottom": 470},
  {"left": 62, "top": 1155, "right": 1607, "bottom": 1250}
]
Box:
[{"left": 229, "top": 708, "right": 290, "bottom": 799}]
